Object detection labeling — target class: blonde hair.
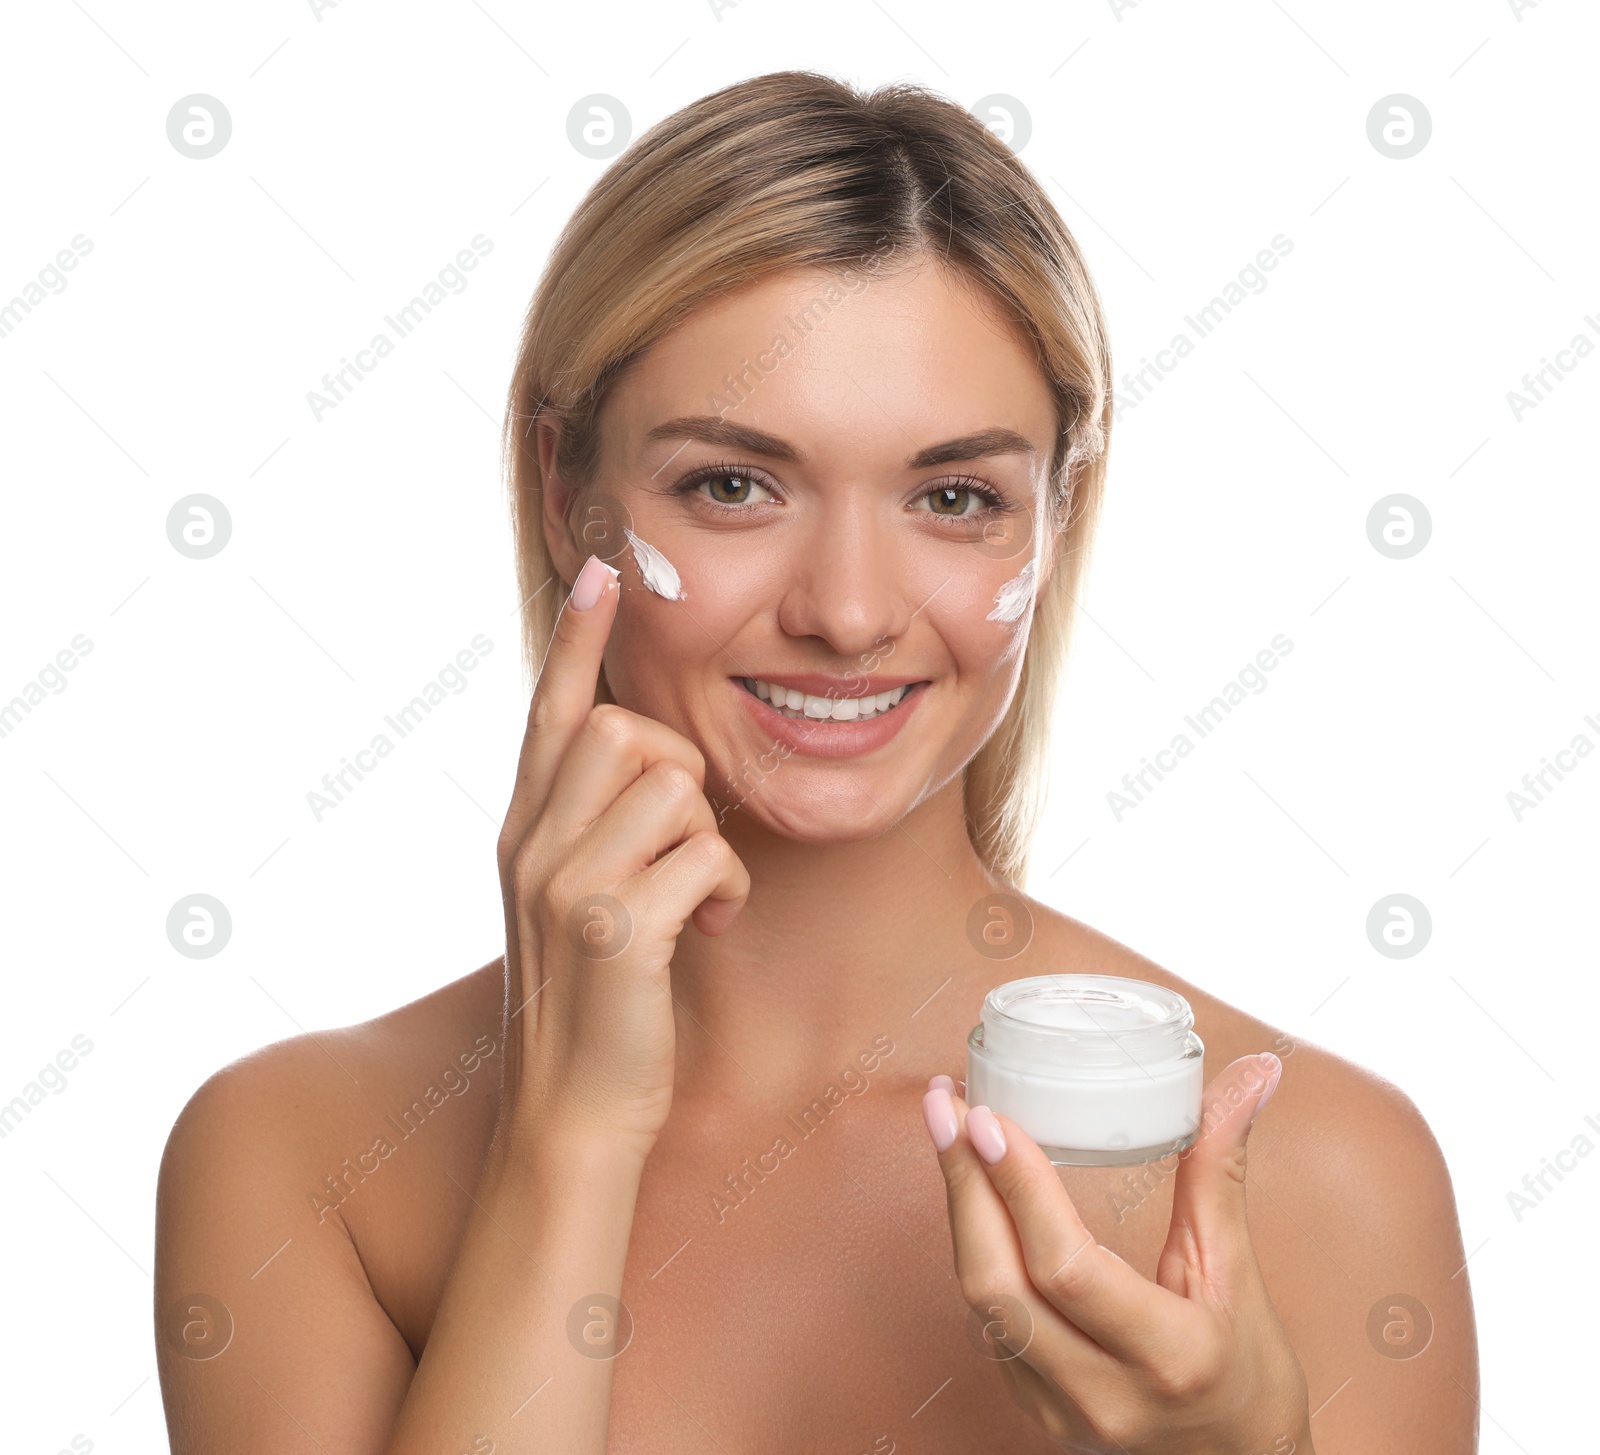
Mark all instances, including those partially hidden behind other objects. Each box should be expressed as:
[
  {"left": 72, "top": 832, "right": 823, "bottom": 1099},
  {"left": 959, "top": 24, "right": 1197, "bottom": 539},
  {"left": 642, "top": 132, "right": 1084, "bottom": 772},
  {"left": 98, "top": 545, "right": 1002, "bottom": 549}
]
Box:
[{"left": 500, "top": 70, "right": 1112, "bottom": 887}]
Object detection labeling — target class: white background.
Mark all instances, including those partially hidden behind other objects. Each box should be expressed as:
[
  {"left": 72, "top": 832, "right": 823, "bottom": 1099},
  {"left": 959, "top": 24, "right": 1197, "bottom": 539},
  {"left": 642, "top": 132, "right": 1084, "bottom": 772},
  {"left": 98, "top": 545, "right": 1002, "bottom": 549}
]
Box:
[{"left": 2, "top": 1, "right": 1593, "bottom": 1450}]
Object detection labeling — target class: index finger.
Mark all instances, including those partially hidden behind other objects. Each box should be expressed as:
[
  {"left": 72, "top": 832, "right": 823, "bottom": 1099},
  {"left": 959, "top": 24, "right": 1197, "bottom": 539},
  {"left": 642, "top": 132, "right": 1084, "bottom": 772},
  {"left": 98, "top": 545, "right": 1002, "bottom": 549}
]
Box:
[
  {"left": 926, "top": 1084, "right": 1109, "bottom": 1378},
  {"left": 502, "top": 554, "right": 620, "bottom": 847}
]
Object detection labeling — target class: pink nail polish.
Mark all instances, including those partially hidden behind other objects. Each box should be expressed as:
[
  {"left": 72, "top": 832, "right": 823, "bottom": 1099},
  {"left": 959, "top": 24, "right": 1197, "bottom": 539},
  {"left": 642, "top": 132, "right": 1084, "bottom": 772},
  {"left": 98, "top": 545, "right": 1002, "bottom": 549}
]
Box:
[
  {"left": 922, "top": 1088, "right": 958, "bottom": 1152},
  {"left": 967, "top": 1105, "right": 1008, "bottom": 1165},
  {"left": 571, "top": 554, "right": 615, "bottom": 611},
  {"left": 928, "top": 1074, "right": 955, "bottom": 1095}
]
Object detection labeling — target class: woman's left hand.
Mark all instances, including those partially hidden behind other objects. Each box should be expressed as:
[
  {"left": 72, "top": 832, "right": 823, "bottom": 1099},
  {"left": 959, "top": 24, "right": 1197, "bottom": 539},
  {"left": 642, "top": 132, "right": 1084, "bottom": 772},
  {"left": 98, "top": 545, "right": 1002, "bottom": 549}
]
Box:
[{"left": 922, "top": 1053, "right": 1313, "bottom": 1454}]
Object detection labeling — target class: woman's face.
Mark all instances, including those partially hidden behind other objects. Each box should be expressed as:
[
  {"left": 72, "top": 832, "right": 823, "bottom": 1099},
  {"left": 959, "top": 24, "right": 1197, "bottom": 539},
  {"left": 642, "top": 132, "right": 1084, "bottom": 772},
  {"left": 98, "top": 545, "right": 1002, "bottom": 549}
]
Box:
[{"left": 548, "top": 256, "right": 1062, "bottom": 843}]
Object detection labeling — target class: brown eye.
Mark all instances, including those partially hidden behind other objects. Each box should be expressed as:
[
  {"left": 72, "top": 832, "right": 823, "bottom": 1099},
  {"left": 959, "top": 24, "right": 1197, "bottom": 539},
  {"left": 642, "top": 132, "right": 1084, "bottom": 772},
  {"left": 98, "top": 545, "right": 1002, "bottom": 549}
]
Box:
[
  {"left": 918, "top": 479, "right": 1009, "bottom": 523},
  {"left": 677, "top": 465, "right": 776, "bottom": 509},
  {"left": 706, "top": 473, "right": 755, "bottom": 504}
]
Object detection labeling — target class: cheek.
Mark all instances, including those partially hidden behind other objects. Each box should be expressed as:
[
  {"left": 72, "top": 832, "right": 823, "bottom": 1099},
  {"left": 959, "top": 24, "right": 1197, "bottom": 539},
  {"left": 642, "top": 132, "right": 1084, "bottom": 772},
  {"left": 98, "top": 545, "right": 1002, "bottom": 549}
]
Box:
[
  {"left": 604, "top": 599, "right": 686, "bottom": 703},
  {"left": 600, "top": 575, "right": 753, "bottom": 711},
  {"left": 936, "top": 608, "right": 1029, "bottom": 685},
  {"left": 929, "top": 555, "right": 1039, "bottom": 657},
  {"left": 927, "top": 584, "right": 1033, "bottom": 752}
]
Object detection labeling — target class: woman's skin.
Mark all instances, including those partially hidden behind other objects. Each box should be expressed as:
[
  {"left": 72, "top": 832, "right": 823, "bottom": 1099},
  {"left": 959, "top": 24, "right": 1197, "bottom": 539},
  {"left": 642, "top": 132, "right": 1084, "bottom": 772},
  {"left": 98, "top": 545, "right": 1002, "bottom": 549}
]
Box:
[{"left": 155, "top": 257, "right": 1480, "bottom": 1453}]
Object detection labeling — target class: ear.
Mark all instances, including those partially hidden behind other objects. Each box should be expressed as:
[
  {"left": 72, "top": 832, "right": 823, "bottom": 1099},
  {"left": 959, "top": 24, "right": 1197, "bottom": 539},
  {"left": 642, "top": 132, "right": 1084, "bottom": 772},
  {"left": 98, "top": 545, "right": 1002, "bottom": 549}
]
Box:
[{"left": 536, "top": 416, "right": 585, "bottom": 588}]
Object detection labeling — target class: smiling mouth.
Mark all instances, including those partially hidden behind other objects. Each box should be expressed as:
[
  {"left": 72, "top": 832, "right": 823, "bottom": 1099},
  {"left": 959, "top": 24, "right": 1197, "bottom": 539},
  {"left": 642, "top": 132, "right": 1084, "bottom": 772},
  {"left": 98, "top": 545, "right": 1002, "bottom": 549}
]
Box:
[{"left": 736, "top": 676, "right": 931, "bottom": 723}]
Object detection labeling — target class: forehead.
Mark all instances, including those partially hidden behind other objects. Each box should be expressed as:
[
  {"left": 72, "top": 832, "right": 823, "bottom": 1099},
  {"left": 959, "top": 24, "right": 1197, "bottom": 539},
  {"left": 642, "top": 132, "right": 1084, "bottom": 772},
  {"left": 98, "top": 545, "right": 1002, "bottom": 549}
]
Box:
[{"left": 601, "top": 258, "right": 1057, "bottom": 471}]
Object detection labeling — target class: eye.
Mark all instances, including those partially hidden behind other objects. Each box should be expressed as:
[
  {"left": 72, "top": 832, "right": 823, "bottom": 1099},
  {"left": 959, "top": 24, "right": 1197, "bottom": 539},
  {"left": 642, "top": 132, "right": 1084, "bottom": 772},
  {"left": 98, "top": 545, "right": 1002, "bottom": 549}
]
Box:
[
  {"left": 916, "top": 478, "right": 1010, "bottom": 521},
  {"left": 675, "top": 463, "right": 777, "bottom": 509}
]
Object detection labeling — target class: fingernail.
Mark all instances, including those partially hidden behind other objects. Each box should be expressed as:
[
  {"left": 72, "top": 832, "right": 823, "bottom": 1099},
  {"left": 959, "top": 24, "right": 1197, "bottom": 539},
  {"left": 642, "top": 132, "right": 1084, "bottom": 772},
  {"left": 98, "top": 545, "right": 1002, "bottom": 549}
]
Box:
[
  {"left": 571, "top": 554, "right": 617, "bottom": 611},
  {"left": 1252, "top": 1053, "right": 1283, "bottom": 1122},
  {"left": 966, "top": 1104, "right": 1007, "bottom": 1165},
  {"left": 922, "top": 1087, "right": 958, "bottom": 1152},
  {"left": 928, "top": 1074, "right": 955, "bottom": 1094}
]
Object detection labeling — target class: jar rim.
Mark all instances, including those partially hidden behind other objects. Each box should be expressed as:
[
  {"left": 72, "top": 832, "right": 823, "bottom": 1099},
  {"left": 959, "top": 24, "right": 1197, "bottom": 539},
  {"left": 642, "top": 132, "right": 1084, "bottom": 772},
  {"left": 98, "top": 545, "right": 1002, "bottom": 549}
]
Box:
[{"left": 981, "top": 974, "right": 1194, "bottom": 1044}]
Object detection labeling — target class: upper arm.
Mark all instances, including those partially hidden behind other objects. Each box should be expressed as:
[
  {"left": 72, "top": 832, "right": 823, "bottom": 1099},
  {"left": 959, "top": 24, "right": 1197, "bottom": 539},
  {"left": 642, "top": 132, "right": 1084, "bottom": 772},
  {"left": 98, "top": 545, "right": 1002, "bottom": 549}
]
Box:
[
  {"left": 155, "top": 1043, "right": 417, "bottom": 1454},
  {"left": 1250, "top": 1057, "right": 1480, "bottom": 1454}
]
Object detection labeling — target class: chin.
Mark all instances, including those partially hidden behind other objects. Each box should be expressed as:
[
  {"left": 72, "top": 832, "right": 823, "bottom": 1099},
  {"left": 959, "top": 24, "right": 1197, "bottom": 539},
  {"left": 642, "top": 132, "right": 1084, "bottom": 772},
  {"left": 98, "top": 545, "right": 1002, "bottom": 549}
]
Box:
[{"left": 713, "top": 780, "right": 915, "bottom": 845}]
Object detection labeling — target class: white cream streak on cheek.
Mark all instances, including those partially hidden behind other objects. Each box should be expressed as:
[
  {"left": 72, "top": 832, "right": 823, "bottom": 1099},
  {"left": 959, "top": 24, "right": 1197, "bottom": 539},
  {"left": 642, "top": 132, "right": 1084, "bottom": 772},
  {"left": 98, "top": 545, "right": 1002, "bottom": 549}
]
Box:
[
  {"left": 622, "top": 528, "right": 687, "bottom": 601},
  {"left": 985, "top": 556, "right": 1036, "bottom": 624}
]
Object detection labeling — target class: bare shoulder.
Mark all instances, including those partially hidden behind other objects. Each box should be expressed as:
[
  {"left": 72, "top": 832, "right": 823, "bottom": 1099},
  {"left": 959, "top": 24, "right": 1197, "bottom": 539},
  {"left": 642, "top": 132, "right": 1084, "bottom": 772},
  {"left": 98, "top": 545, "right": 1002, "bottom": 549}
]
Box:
[
  {"left": 1025, "top": 900, "right": 1444, "bottom": 1148},
  {"left": 1026, "top": 902, "right": 1480, "bottom": 1451},
  {"left": 160, "top": 957, "right": 505, "bottom": 1191},
  {"left": 154, "top": 961, "right": 506, "bottom": 1450}
]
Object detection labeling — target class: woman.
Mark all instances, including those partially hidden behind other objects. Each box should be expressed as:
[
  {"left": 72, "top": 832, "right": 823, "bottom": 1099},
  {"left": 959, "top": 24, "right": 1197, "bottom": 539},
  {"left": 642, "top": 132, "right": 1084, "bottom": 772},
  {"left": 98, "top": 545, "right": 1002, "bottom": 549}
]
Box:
[{"left": 154, "top": 71, "right": 1479, "bottom": 1453}]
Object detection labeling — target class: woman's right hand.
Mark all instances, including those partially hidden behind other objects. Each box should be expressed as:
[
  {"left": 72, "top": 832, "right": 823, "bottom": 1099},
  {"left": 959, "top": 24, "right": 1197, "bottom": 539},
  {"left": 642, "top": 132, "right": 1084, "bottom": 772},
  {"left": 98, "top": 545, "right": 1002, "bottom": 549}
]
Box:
[{"left": 492, "top": 552, "right": 751, "bottom": 1163}]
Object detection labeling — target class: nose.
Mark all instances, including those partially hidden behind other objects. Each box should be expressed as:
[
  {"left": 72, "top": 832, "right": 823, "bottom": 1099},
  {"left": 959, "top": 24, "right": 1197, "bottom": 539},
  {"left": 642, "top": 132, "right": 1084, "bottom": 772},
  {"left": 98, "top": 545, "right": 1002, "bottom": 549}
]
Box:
[{"left": 774, "top": 490, "right": 916, "bottom": 662}]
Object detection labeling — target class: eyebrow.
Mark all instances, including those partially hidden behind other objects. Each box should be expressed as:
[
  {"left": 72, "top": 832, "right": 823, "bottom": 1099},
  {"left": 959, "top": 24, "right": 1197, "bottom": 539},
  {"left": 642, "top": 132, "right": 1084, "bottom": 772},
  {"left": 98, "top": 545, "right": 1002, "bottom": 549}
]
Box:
[{"left": 642, "top": 415, "right": 1036, "bottom": 471}]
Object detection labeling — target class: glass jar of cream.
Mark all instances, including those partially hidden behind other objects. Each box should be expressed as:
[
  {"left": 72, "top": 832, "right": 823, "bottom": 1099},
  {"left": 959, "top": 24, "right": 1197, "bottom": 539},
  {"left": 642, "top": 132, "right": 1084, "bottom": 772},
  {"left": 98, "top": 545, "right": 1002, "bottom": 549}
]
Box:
[{"left": 965, "top": 975, "right": 1204, "bottom": 1166}]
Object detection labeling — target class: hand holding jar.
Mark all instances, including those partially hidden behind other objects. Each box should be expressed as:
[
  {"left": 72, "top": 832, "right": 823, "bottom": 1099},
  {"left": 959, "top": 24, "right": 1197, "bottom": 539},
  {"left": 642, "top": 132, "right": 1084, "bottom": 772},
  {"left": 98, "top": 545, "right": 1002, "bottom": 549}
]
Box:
[{"left": 922, "top": 976, "right": 1313, "bottom": 1454}]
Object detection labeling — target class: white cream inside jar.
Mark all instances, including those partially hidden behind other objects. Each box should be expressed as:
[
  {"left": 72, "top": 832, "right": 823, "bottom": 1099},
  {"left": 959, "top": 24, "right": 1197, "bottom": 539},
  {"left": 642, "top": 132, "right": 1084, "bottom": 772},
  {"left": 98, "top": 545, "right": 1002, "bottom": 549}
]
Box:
[{"left": 965, "top": 974, "right": 1204, "bottom": 1166}]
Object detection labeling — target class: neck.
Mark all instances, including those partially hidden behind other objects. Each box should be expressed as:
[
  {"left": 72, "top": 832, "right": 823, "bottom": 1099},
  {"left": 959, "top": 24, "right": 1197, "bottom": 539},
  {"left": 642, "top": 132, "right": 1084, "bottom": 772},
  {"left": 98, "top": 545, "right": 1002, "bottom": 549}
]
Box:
[{"left": 667, "top": 773, "right": 1006, "bottom": 1105}]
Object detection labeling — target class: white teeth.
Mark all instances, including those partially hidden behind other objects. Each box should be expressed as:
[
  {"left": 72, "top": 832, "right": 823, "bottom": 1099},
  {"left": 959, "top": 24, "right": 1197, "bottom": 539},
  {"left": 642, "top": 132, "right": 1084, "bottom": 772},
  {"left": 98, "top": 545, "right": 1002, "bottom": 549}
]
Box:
[{"left": 740, "top": 677, "right": 914, "bottom": 722}]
